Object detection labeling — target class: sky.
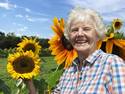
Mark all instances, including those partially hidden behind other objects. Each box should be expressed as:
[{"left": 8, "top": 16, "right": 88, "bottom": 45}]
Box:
[{"left": 0, "top": 0, "right": 125, "bottom": 38}]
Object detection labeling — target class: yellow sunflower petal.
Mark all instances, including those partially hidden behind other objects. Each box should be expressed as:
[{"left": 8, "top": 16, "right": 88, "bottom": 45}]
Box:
[
  {"left": 49, "top": 17, "right": 78, "bottom": 68},
  {"left": 55, "top": 50, "right": 67, "bottom": 61},
  {"left": 116, "top": 39, "right": 125, "bottom": 46},
  {"left": 51, "top": 17, "right": 64, "bottom": 37},
  {"left": 53, "top": 17, "right": 59, "bottom": 26},
  {"left": 49, "top": 41, "right": 62, "bottom": 50},
  {"left": 103, "top": 33, "right": 114, "bottom": 42},
  {"left": 60, "top": 18, "right": 64, "bottom": 27},
  {"left": 113, "top": 39, "right": 125, "bottom": 50},
  {"left": 17, "top": 37, "right": 41, "bottom": 54},
  {"left": 65, "top": 51, "right": 74, "bottom": 68},
  {"left": 106, "top": 40, "right": 113, "bottom": 53},
  {"left": 51, "top": 25, "right": 62, "bottom": 37},
  {"left": 56, "top": 55, "right": 67, "bottom": 65},
  {"left": 72, "top": 49, "right": 78, "bottom": 60},
  {"left": 51, "top": 44, "right": 64, "bottom": 55},
  {"left": 96, "top": 40, "right": 102, "bottom": 49}
]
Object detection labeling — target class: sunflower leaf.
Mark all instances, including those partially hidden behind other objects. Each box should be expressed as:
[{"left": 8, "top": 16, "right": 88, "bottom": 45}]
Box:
[
  {"left": 0, "top": 79, "right": 11, "bottom": 94},
  {"left": 45, "top": 68, "right": 64, "bottom": 89},
  {"left": 114, "top": 32, "right": 124, "bottom": 39}
]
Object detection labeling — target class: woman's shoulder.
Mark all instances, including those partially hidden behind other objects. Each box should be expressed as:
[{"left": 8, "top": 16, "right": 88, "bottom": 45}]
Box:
[{"left": 103, "top": 52, "right": 125, "bottom": 66}]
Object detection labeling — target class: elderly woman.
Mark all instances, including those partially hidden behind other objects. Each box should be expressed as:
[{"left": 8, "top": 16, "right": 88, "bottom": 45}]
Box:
[{"left": 52, "top": 7, "right": 125, "bottom": 94}]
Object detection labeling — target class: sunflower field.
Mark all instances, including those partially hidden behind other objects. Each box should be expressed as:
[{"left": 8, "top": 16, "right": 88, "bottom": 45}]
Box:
[
  {"left": 0, "top": 17, "right": 125, "bottom": 94},
  {"left": 0, "top": 56, "right": 58, "bottom": 94},
  {"left": 0, "top": 36, "right": 59, "bottom": 94}
]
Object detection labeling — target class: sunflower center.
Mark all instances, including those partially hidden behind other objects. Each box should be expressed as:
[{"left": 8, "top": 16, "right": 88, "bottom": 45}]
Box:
[
  {"left": 61, "top": 35, "right": 73, "bottom": 51},
  {"left": 13, "top": 56, "right": 35, "bottom": 73},
  {"left": 115, "top": 22, "right": 121, "bottom": 28},
  {"left": 23, "top": 43, "right": 36, "bottom": 52}
]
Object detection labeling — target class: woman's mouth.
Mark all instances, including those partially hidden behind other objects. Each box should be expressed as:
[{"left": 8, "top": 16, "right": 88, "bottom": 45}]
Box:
[
  {"left": 75, "top": 40, "right": 88, "bottom": 45},
  {"left": 76, "top": 40, "right": 86, "bottom": 43}
]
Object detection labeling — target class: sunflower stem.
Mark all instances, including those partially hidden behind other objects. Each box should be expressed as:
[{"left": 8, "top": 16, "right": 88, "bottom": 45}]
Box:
[
  {"left": 16, "top": 89, "right": 21, "bottom": 94},
  {"left": 55, "top": 65, "right": 60, "bottom": 72}
]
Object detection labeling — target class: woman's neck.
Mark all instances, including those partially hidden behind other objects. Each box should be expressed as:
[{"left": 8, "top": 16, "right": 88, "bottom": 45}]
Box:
[
  {"left": 78, "top": 51, "right": 88, "bottom": 62},
  {"left": 77, "top": 55, "right": 86, "bottom": 71},
  {"left": 77, "top": 48, "right": 96, "bottom": 61},
  {"left": 77, "top": 49, "right": 95, "bottom": 68}
]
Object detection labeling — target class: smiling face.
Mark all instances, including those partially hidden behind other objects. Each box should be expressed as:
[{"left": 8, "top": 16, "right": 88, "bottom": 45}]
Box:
[{"left": 68, "top": 20, "right": 99, "bottom": 58}]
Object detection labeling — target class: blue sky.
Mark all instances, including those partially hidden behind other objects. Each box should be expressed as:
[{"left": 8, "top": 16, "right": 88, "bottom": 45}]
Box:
[{"left": 0, "top": 0, "right": 125, "bottom": 38}]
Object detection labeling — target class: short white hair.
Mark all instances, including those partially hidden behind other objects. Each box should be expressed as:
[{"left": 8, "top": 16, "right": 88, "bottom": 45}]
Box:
[{"left": 64, "top": 7, "right": 107, "bottom": 40}]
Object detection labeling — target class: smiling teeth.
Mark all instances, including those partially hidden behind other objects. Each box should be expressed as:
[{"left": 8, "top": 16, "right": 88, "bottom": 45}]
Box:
[{"left": 76, "top": 41, "right": 86, "bottom": 43}]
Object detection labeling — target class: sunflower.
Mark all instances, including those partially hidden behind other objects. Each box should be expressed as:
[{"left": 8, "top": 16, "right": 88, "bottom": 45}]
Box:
[
  {"left": 112, "top": 18, "right": 123, "bottom": 31},
  {"left": 49, "top": 17, "right": 78, "bottom": 69},
  {"left": 97, "top": 32, "right": 115, "bottom": 53},
  {"left": 97, "top": 37, "right": 125, "bottom": 60},
  {"left": 97, "top": 18, "right": 125, "bottom": 60},
  {"left": 7, "top": 51, "right": 41, "bottom": 79},
  {"left": 17, "top": 37, "right": 41, "bottom": 54}
]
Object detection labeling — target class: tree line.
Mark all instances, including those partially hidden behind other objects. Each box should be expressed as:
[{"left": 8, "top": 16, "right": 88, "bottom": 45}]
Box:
[
  {"left": 0, "top": 31, "right": 51, "bottom": 57},
  {"left": 0, "top": 31, "right": 49, "bottom": 49}
]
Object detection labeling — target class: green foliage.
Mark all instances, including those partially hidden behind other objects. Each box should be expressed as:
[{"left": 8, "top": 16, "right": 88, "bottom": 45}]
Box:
[
  {"left": 34, "top": 78, "right": 48, "bottom": 94},
  {"left": 0, "top": 79, "right": 11, "bottom": 94},
  {"left": 0, "top": 48, "right": 16, "bottom": 58},
  {"left": 0, "top": 58, "right": 17, "bottom": 94},
  {"left": 0, "top": 32, "right": 21, "bottom": 49},
  {"left": 106, "top": 25, "right": 114, "bottom": 36},
  {"left": 39, "top": 38, "right": 49, "bottom": 49},
  {"left": 105, "top": 25, "right": 125, "bottom": 40},
  {"left": 0, "top": 56, "right": 60, "bottom": 94},
  {"left": 114, "top": 32, "right": 125, "bottom": 39},
  {"left": 0, "top": 32, "right": 51, "bottom": 55},
  {"left": 40, "top": 48, "right": 51, "bottom": 56},
  {"left": 45, "top": 68, "right": 63, "bottom": 89},
  {"left": 106, "top": 20, "right": 125, "bottom": 39}
]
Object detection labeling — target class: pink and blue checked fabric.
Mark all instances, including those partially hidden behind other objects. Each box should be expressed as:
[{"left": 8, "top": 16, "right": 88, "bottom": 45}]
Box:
[{"left": 52, "top": 50, "right": 125, "bottom": 94}]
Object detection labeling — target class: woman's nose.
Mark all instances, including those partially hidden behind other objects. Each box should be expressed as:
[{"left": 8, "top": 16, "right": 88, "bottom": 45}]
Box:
[{"left": 77, "top": 28, "right": 83, "bottom": 35}]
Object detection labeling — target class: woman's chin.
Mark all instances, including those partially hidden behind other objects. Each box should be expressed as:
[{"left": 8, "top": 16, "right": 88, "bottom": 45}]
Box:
[{"left": 75, "top": 47, "right": 89, "bottom": 52}]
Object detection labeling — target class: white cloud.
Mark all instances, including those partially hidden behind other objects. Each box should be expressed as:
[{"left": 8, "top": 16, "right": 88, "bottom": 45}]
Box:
[
  {"left": 25, "top": 8, "right": 31, "bottom": 12},
  {"left": 14, "top": 13, "right": 49, "bottom": 23},
  {"left": 25, "top": 15, "right": 34, "bottom": 22},
  {"left": 13, "top": 6, "right": 49, "bottom": 23},
  {"left": 0, "top": 2, "right": 16, "bottom": 10},
  {"left": 17, "top": 26, "right": 28, "bottom": 32},
  {"left": 67, "top": 0, "right": 125, "bottom": 22},
  {"left": 15, "top": 14, "right": 23, "bottom": 18},
  {"left": 103, "top": 11, "right": 125, "bottom": 22},
  {"left": 18, "top": 6, "right": 48, "bottom": 17},
  {"left": 12, "top": 22, "right": 23, "bottom": 26},
  {"left": 25, "top": 15, "right": 49, "bottom": 22}
]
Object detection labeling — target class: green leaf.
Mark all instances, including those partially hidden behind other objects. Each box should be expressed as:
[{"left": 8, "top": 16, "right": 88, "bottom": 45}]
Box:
[
  {"left": 0, "top": 79, "right": 11, "bottom": 94},
  {"left": 33, "top": 79, "right": 48, "bottom": 94},
  {"left": 45, "top": 69, "right": 63, "bottom": 89},
  {"left": 114, "top": 32, "right": 124, "bottom": 39}
]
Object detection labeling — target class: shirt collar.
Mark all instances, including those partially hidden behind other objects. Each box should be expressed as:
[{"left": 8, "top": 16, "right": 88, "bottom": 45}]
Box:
[
  {"left": 86, "top": 49, "right": 103, "bottom": 64},
  {"left": 71, "top": 49, "right": 103, "bottom": 72},
  {"left": 72, "top": 49, "right": 103, "bottom": 66}
]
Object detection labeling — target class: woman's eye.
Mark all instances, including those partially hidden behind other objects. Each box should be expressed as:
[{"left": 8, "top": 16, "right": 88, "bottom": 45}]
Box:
[
  {"left": 71, "top": 28, "right": 78, "bottom": 32},
  {"left": 83, "top": 27, "right": 91, "bottom": 31}
]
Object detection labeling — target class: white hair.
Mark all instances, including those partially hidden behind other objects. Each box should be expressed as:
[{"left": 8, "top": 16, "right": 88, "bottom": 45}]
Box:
[{"left": 64, "top": 7, "right": 107, "bottom": 40}]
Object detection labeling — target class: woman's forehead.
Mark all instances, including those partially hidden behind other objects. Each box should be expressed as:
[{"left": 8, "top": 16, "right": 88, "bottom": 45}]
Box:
[{"left": 70, "top": 19, "right": 94, "bottom": 27}]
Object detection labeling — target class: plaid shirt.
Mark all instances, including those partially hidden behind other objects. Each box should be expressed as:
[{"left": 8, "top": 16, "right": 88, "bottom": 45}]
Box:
[{"left": 52, "top": 50, "right": 125, "bottom": 94}]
